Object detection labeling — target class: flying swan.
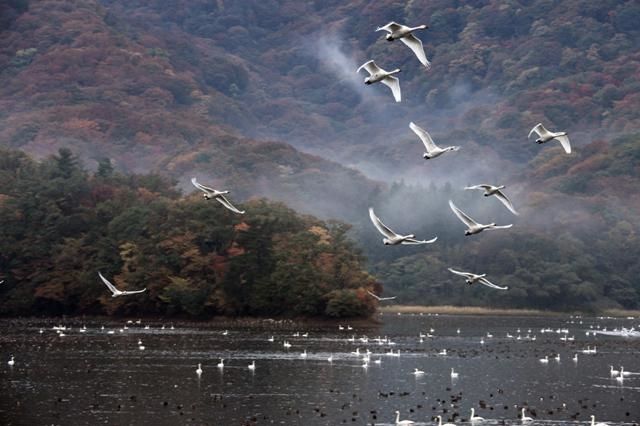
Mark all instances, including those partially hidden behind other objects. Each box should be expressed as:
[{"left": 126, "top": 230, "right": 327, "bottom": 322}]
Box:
[
  {"left": 376, "top": 22, "right": 431, "bottom": 69},
  {"left": 369, "top": 207, "right": 437, "bottom": 245},
  {"left": 448, "top": 268, "right": 509, "bottom": 290},
  {"left": 528, "top": 123, "right": 571, "bottom": 154},
  {"left": 410, "top": 122, "right": 460, "bottom": 159},
  {"left": 191, "top": 177, "right": 245, "bottom": 214},
  {"left": 449, "top": 200, "right": 512, "bottom": 235},
  {"left": 357, "top": 60, "right": 401, "bottom": 102},
  {"left": 98, "top": 272, "right": 146, "bottom": 297},
  {"left": 366, "top": 290, "right": 397, "bottom": 301},
  {"left": 464, "top": 184, "right": 518, "bottom": 215}
]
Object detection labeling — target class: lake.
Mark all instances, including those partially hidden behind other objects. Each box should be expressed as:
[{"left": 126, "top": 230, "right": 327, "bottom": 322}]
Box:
[{"left": 1, "top": 313, "right": 639, "bottom": 425}]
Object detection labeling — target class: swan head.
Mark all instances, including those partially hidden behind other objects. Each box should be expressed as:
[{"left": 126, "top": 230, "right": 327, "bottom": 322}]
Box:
[
  {"left": 383, "top": 239, "right": 391, "bottom": 245},
  {"left": 364, "top": 77, "right": 371, "bottom": 85},
  {"left": 465, "top": 280, "right": 473, "bottom": 285},
  {"left": 464, "top": 230, "right": 472, "bottom": 236},
  {"left": 385, "top": 34, "right": 393, "bottom": 41},
  {"left": 203, "top": 193, "right": 211, "bottom": 200},
  {"left": 423, "top": 153, "right": 432, "bottom": 159}
]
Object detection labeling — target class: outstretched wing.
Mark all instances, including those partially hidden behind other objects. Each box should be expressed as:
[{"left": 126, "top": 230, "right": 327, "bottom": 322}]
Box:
[
  {"left": 121, "top": 288, "right": 147, "bottom": 295},
  {"left": 494, "top": 190, "right": 519, "bottom": 215},
  {"left": 486, "top": 224, "right": 513, "bottom": 230},
  {"left": 410, "top": 122, "right": 439, "bottom": 152},
  {"left": 448, "top": 200, "right": 479, "bottom": 228},
  {"left": 464, "top": 184, "right": 493, "bottom": 191},
  {"left": 368, "top": 207, "right": 398, "bottom": 239},
  {"left": 400, "top": 34, "right": 430, "bottom": 69},
  {"left": 0, "top": 280, "right": 4, "bottom": 285},
  {"left": 479, "top": 277, "right": 508, "bottom": 290},
  {"left": 216, "top": 194, "right": 245, "bottom": 214},
  {"left": 366, "top": 290, "right": 382, "bottom": 300},
  {"left": 402, "top": 236, "right": 438, "bottom": 245},
  {"left": 98, "top": 272, "right": 118, "bottom": 294},
  {"left": 528, "top": 123, "right": 553, "bottom": 139},
  {"left": 554, "top": 135, "right": 571, "bottom": 154},
  {"left": 448, "top": 268, "right": 472, "bottom": 278},
  {"left": 191, "top": 177, "right": 216, "bottom": 193},
  {"left": 381, "top": 76, "right": 401, "bottom": 102},
  {"left": 375, "top": 21, "right": 403, "bottom": 33},
  {"left": 357, "top": 60, "right": 383, "bottom": 76}
]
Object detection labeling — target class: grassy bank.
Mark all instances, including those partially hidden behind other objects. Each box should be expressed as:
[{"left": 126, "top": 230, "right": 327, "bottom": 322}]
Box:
[{"left": 379, "top": 305, "right": 640, "bottom": 317}]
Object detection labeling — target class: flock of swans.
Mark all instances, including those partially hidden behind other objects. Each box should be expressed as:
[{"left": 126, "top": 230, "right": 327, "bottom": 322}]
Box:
[{"left": 360, "top": 20, "right": 573, "bottom": 298}]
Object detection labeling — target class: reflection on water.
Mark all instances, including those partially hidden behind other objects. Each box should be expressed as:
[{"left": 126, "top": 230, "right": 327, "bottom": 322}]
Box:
[{"left": 1, "top": 314, "right": 639, "bottom": 425}]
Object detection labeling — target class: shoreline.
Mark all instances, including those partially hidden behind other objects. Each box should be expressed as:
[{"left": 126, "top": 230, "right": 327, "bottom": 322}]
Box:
[{"left": 378, "top": 305, "right": 640, "bottom": 317}]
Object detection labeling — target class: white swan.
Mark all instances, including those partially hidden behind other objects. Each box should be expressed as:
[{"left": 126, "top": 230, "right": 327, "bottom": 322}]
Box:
[
  {"left": 357, "top": 60, "right": 401, "bottom": 102},
  {"left": 412, "top": 368, "right": 425, "bottom": 375},
  {"left": 521, "top": 408, "right": 533, "bottom": 422},
  {"left": 620, "top": 366, "right": 631, "bottom": 376},
  {"left": 528, "top": 123, "right": 571, "bottom": 154},
  {"left": 449, "top": 200, "right": 512, "bottom": 235},
  {"left": 554, "top": 353, "right": 560, "bottom": 362},
  {"left": 327, "top": 355, "right": 333, "bottom": 363},
  {"left": 410, "top": 122, "right": 460, "bottom": 159},
  {"left": 470, "top": 408, "right": 485, "bottom": 422},
  {"left": 369, "top": 207, "right": 437, "bottom": 245},
  {"left": 448, "top": 268, "right": 508, "bottom": 290},
  {"left": 572, "top": 353, "right": 578, "bottom": 362},
  {"left": 436, "top": 415, "right": 456, "bottom": 426},
  {"left": 300, "top": 349, "right": 307, "bottom": 359},
  {"left": 539, "top": 355, "right": 549, "bottom": 363},
  {"left": 98, "top": 272, "right": 146, "bottom": 297},
  {"left": 248, "top": 361, "right": 256, "bottom": 370},
  {"left": 395, "top": 410, "right": 415, "bottom": 425},
  {"left": 376, "top": 22, "right": 431, "bottom": 68},
  {"left": 8, "top": 355, "right": 15, "bottom": 366},
  {"left": 217, "top": 358, "right": 224, "bottom": 368},
  {"left": 196, "top": 363, "right": 202, "bottom": 376},
  {"left": 366, "top": 290, "right": 397, "bottom": 301},
  {"left": 191, "top": 177, "right": 245, "bottom": 214},
  {"left": 450, "top": 368, "right": 459, "bottom": 378},
  {"left": 591, "top": 415, "right": 608, "bottom": 426},
  {"left": 464, "top": 184, "right": 518, "bottom": 215}
]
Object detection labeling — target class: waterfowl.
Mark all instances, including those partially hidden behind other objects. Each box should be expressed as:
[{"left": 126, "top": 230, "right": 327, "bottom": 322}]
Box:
[
  {"left": 191, "top": 177, "right": 245, "bottom": 214},
  {"left": 98, "top": 272, "right": 146, "bottom": 297},
  {"left": 521, "top": 408, "right": 533, "bottom": 422},
  {"left": 369, "top": 207, "right": 437, "bottom": 245},
  {"left": 357, "top": 60, "right": 401, "bottom": 102},
  {"left": 449, "top": 200, "right": 512, "bottom": 236},
  {"left": 470, "top": 408, "right": 485, "bottom": 422},
  {"left": 395, "top": 410, "right": 415, "bottom": 425},
  {"left": 376, "top": 22, "right": 431, "bottom": 68},
  {"left": 528, "top": 123, "right": 571, "bottom": 154},
  {"left": 464, "top": 184, "right": 519, "bottom": 215},
  {"left": 448, "top": 268, "right": 508, "bottom": 290},
  {"left": 410, "top": 122, "right": 460, "bottom": 159}
]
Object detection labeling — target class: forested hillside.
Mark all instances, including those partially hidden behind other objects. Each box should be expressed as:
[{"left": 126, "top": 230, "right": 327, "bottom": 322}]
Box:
[
  {"left": 0, "top": 149, "right": 378, "bottom": 318},
  {"left": 1, "top": 0, "right": 639, "bottom": 312}
]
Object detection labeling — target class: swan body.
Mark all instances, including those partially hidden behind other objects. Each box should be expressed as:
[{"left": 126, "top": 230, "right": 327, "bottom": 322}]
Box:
[
  {"left": 196, "top": 363, "right": 202, "bottom": 376},
  {"left": 413, "top": 368, "right": 425, "bottom": 375},
  {"left": 528, "top": 123, "right": 571, "bottom": 154},
  {"left": 357, "top": 60, "right": 402, "bottom": 102},
  {"left": 300, "top": 350, "right": 307, "bottom": 359},
  {"left": 450, "top": 368, "right": 459, "bottom": 378},
  {"left": 539, "top": 356, "right": 549, "bottom": 363},
  {"left": 8, "top": 356, "right": 15, "bottom": 366},
  {"left": 470, "top": 408, "right": 485, "bottom": 422},
  {"left": 449, "top": 200, "right": 512, "bottom": 235},
  {"left": 464, "top": 184, "right": 518, "bottom": 215},
  {"left": 217, "top": 359, "right": 224, "bottom": 368},
  {"left": 369, "top": 207, "right": 437, "bottom": 245},
  {"left": 248, "top": 361, "right": 256, "bottom": 370},
  {"left": 98, "top": 272, "right": 146, "bottom": 297},
  {"left": 521, "top": 408, "right": 533, "bottom": 422},
  {"left": 327, "top": 355, "right": 333, "bottom": 363},
  {"left": 376, "top": 22, "right": 431, "bottom": 68},
  {"left": 191, "top": 177, "right": 245, "bottom": 214},
  {"left": 395, "top": 410, "right": 415, "bottom": 425},
  {"left": 410, "top": 122, "right": 460, "bottom": 159},
  {"left": 448, "top": 268, "right": 508, "bottom": 290}
]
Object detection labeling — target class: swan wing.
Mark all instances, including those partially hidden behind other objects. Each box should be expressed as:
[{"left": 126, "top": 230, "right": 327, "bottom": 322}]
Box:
[
  {"left": 448, "top": 268, "right": 472, "bottom": 278},
  {"left": 216, "top": 194, "right": 245, "bottom": 214},
  {"left": 400, "top": 34, "right": 430, "bottom": 68},
  {"left": 402, "top": 236, "right": 438, "bottom": 245},
  {"left": 381, "top": 75, "right": 401, "bottom": 102},
  {"left": 368, "top": 208, "right": 399, "bottom": 239},
  {"left": 191, "top": 177, "right": 216, "bottom": 193},
  {"left": 487, "top": 224, "right": 513, "bottom": 230},
  {"left": 479, "top": 277, "right": 508, "bottom": 290},
  {"left": 98, "top": 272, "right": 118, "bottom": 294},
  {"left": 464, "top": 184, "right": 493, "bottom": 191},
  {"left": 357, "top": 60, "right": 382, "bottom": 75},
  {"left": 121, "top": 288, "right": 147, "bottom": 295},
  {"left": 554, "top": 134, "right": 571, "bottom": 154},
  {"left": 449, "top": 200, "right": 479, "bottom": 228},
  {"left": 410, "top": 122, "right": 439, "bottom": 152},
  {"left": 376, "top": 21, "right": 403, "bottom": 33},
  {"left": 494, "top": 190, "right": 519, "bottom": 215},
  {"left": 529, "top": 123, "right": 553, "bottom": 138},
  {"left": 366, "top": 290, "right": 382, "bottom": 300}
]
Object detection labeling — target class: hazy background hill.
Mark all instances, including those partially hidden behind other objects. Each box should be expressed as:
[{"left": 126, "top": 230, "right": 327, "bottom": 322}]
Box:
[{"left": 1, "top": 0, "right": 640, "bottom": 312}]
